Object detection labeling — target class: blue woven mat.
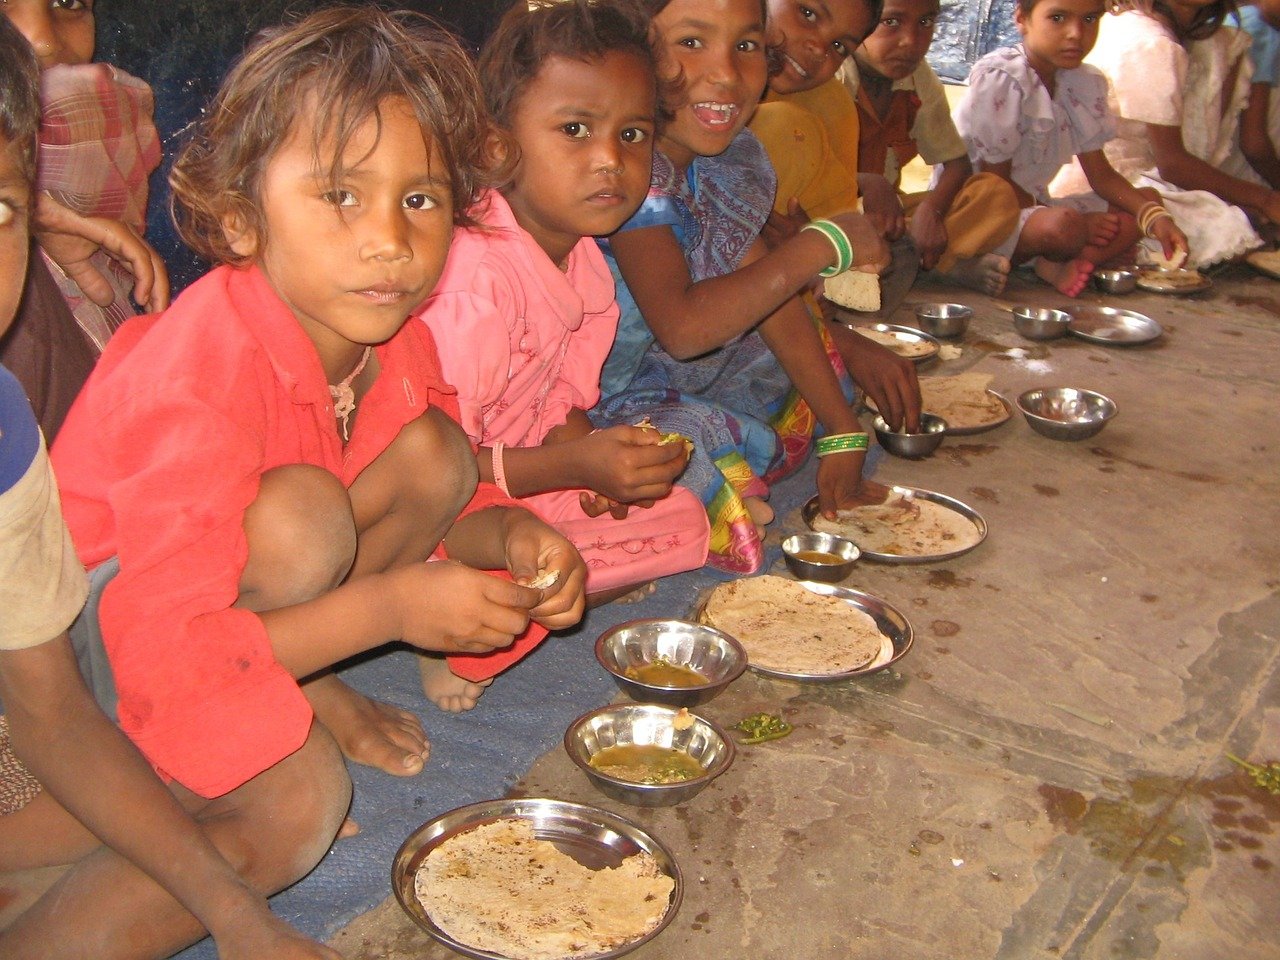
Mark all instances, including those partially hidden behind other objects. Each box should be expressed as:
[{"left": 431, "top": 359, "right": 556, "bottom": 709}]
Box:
[{"left": 175, "top": 447, "right": 873, "bottom": 956}]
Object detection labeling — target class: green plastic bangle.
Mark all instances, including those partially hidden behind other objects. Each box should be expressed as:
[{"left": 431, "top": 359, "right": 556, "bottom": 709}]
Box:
[
  {"left": 816, "top": 432, "right": 869, "bottom": 456},
  {"left": 801, "top": 219, "right": 854, "bottom": 277}
]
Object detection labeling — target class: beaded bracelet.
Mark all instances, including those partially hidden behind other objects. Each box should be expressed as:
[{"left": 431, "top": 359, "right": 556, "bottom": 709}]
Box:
[
  {"left": 490, "top": 441, "right": 511, "bottom": 495},
  {"left": 815, "top": 432, "right": 869, "bottom": 457},
  {"left": 800, "top": 219, "right": 855, "bottom": 278}
]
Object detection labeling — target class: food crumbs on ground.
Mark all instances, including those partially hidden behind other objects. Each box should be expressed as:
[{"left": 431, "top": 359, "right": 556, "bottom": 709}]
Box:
[
  {"left": 734, "top": 712, "right": 793, "bottom": 744},
  {"left": 672, "top": 707, "right": 696, "bottom": 730}
]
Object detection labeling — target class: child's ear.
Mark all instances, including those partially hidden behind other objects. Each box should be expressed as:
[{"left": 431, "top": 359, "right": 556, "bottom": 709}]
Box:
[
  {"left": 1013, "top": 3, "right": 1028, "bottom": 34},
  {"left": 220, "top": 207, "right": 258, "bottom": 259}
]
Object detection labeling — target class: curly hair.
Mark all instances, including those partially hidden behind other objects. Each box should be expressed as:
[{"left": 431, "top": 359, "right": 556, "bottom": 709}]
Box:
[
  {"left": 0, "top": 17, "right": 41, "bottom": 184},
  {"left": 169, "top": 6, "right": 494, "bottom": 266}
]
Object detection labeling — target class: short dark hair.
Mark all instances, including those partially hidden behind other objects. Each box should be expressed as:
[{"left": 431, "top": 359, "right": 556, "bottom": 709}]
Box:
[
  {"left": 170, "top": 6, "right": 493, "bottom": 266},
  {"left": 0, "top": 17, "right": 41, "bottom": 183},
  {"left": 479, "top": 0, "right": 662, "bottom": 131}
]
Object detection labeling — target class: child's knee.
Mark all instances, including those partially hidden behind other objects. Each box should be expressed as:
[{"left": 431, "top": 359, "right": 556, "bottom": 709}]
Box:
[
  {"left": 243, "top": 465, "right": 355, "bottom": 605},
  {"left": 1031, "top": 208, "right": 1090, "bottom": 258},
  {"left": 218, "top": 724, "right": 351, "bottom": 890},
  {"left": 389, "top": 408, "right": 479, "bottom": 520}
]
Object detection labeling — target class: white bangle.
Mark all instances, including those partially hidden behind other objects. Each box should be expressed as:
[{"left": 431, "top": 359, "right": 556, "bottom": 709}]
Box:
[{"left": 490, "top": 441, "right": 510, "bottom": 496}]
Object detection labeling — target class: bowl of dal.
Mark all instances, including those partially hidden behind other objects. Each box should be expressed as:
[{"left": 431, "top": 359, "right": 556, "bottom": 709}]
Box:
[
  {"left": 595, "top": 619, "right": 747, "bottom": 707},
  {"left": 564, "top": 703, "right": 735, "bottom": 807}
]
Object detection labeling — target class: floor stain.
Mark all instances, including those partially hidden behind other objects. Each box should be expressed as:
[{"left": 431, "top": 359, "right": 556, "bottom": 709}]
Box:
[
  {"left": 935, "top": 645, "right": 952, "bottom": 654},
  {"left": 1227, "top": 294, "right": 1280, "bottom": 320},
  {"left": 926, "top": 570, "right": 974, "bottom": 590},
  {"left": 1033, "top": 483, "right": 1060, "bottom": 497},
  {"left": 1140, "top": 593, "right": 1158, "bottom": 603},
  {"left": 1088, "top": 446, "right": 1226, "bottom": 484},
  {"left": 1222, "top": 329, "right": 1244, "bottom": 337},
  {"left": 1087, "top": 354, "right": 1111, "bottom": 363},
  {"left": 970, "top": 485, "right": 999, "bottom": 503},
  {"left": 942, "top": 443, "right": 998, "bottom": 468}
]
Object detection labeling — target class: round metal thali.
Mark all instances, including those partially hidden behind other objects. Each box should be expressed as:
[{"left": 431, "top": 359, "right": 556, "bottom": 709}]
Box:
[
  {"left": 392, "top": 797, "right": 682, "bottom": 960},
  {"left": 847, "top": 322, "right": 941, "bottom": 365},
  {"left": 1064, "top": 306, "right": 1163, "bottom": 346},
  {"left": 802, "top": 487, "right": 988, "bottom": 564}
]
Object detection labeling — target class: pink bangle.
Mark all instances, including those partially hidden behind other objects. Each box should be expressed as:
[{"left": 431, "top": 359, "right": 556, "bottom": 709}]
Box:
[{"left": 490, "top": 441, "right": 510, "bottom": 496}]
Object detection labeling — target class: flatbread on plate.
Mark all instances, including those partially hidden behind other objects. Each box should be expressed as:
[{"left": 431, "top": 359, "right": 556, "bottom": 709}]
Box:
[
  {"left": 854, "top": 326, "right": 935, "bottom": 358},
  {"left": 414, "top": 817, "right": 674, "bottom": 960},
  {"left": 812, "top": 497, "right": 982, "bottom": 558},
  {"left": 867, "top": 372, "right": 1008, "bottom": 432},
  {"left": 702, "top": 575, "right": 888, "bottom": 675}
]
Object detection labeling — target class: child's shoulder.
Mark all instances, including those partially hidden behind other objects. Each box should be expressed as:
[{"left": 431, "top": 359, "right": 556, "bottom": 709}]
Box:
[{"left": 968, "top": 45, "right": 1033, "bottom": 86}]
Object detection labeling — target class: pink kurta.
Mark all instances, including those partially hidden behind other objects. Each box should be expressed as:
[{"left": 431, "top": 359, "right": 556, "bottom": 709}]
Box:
[{"left": 419, "top": 192, "right": 708, "bottom": 591}]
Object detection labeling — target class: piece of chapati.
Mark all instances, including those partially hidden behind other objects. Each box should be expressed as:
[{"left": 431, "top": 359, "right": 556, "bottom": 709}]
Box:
[
  {"left": 813, "top": 497, "right": 981, "bottom": 557},
  {"left": 702, "top": 575, "right": 887, "bottom": 675},
  {"left": 414, "top": 818, "right": 674, "bottom": 960}
]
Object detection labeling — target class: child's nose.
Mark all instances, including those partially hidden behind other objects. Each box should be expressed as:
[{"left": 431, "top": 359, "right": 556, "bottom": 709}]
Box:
[
  {"left": 360, "top": 207, "right": 412, "bottom": 261},
  {"left": 5, "top": 9, "right": 58, "bottom": 66},
  {"left": 593, "top": 139, "right": 624, "bottom": 174}
]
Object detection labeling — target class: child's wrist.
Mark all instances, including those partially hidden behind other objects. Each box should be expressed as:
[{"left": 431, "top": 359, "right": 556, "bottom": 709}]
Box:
[{"left": 800, "top": 219, "right": 855, "bottom": 277}]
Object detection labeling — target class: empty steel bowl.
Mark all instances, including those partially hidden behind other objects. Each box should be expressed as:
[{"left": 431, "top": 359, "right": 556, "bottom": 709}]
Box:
[
  {"left": 1012, "top": 306, "right": 1072, "bottom": 340},
  {"left": 872, "top": 412, "right": 948, "bottom": 458},
  {"left": 1093, "top": 268, "right": 1138, "bottom": 294},
  {"left": 1016, "top": 387, "right": 1117, "bottom": 440},
  {"left": 781, "top": 531, "right": 860, "bottom": 582},
  {"left": 564, "top": 703, "right": 735, "bottom": 807},
  {"left": 595, "top": 619, "right": 747, "bottom": 707},
  {"left": 912, "top": 302, "right": 973, "bottom": 338}
]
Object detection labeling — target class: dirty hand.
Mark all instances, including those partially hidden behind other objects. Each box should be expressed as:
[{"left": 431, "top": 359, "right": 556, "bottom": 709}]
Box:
[
  {"left": 845, "top": 334, "right": 921, "bottom": 433},
  {"left": 502, "top": 510, "right": 587, "bottom": 630}
]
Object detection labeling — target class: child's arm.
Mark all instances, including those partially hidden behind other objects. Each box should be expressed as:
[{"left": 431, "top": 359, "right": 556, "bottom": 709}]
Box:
[
  {"left": 442, "top": 505, "right": 587, "bottom": 630},
  {"left": 1239, "top": 82, "right": 1280, "bottom": 189},
  {"left": 608, "top": 210, "right": 888, "bottom": 360},
  {"left": 0, "top": 638, "right": 341, "bottom": 960},
  {"left": 909, "top": 155, "right": 972, "bottom": 270},
  {"left": 1076, "top": 150, "right": 1189, "bottom": 260},
  {"left": 735, "top": 237, "right": 883, "bottom": 516},
  {"left": 1146, "top": 122, "right": 1280, "bottom": 222}
]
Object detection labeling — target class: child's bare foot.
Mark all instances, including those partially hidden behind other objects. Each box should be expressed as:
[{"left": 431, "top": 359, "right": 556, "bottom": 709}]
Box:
[
  {"left": 1083, "top": 211, "right": 1120, "bottom": 248},
  {"left": 418, "top": 656, "right": 493, "bottom": 713},
  {"left": 1034, "top": 256, "right": 1094, "bottom": 297},
  {"left": 304, "top": 675, "right": 429, "bottom": 776},
  {"left": 743, "top": 496, "right": 774, "bottom": 539},
  {"left": 945, "top": 253, "right": 1011, "bottom": 296}
]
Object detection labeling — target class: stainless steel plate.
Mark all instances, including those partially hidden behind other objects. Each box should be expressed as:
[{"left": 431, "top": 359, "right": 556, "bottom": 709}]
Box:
[
  {"left": 939, "top": 390, "right": 1013, "bottom": 436},
  {"left": 1135, "top": 268, "right": 1212, "bottom": 295},
  {"left": 845, "top": 322, "right": 941, "bottom": 365},
  {"left": 691, "top": 582, "right": 913, "bottom": 681},
  {"left": 392, "top": 797, "right": 683, "bottom": 960},
  {"left": 1065, "top": 306, "right": 1164, "bottom": 346},
  {"left": 803, "top": 487, "right": 988, "bottom": 564}
]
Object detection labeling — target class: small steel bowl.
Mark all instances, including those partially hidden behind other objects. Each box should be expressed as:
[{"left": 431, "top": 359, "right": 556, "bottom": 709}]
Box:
[
  {"left": 1017, "top": 387, "right": 1117, "bottom": 441},
  {"left": 913, "top": 302, "right": 973, "bottom": 338},
  {"left": 1012, "top": 306, "right": 1072, "bottom": 340},
  {"left": 781, "top": 531, "right": 861, "bottom": 582},
  {"left": 872, "top": 412, "right": 948, "bottom": 458},
  {"left": 1093, "top": 268, "right": 1138, "bottom": 294},
  {"left": 595, "top": 619, "right": 747, "bottom": 707},
  {"left": 564, "top": 703, "right": 735, "bottom": 807}
]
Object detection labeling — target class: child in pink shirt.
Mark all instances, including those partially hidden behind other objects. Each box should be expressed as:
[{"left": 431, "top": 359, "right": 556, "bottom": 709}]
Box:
[{"left": 419, "top": 0, "right": 709, "bottom": 627}]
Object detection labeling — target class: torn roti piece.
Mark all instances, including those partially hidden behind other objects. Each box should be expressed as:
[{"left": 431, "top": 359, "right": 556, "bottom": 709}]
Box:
[{"left": 528, "top": 569, "right": 560, "bottom": 590}]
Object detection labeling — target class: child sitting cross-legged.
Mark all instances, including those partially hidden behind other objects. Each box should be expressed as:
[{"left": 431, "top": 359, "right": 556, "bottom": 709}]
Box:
[
  {"left": 21, "top": 12, "right": 586, "bottom": 956},
  {"left": 954, "top": 0, "right": 1189, "bottom": 294},
  {"left": 843, "top": 0, "right": 1022, "bottom": 295},
  {"left": 417, "top": 0, "right": 710, "bottom": 655}
]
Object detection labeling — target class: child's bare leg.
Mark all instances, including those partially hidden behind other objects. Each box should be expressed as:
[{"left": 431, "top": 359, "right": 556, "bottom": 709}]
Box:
[
  {"left": 0, "top": 724, "right": 349, "bottom": 959},
  {"left": 315, "top": 409, "right": 477, "bottom": 772},
  {"left": 236, "top": 462, "right": 430, "bottom": 778},
  {"left": 1016, "top": 207, "right": 1094, "bottom": 297},
  {"left": 945, "top": 253, "right": 1012, "bottom": 296},
  {"left": 417, "top": 656, "right": 493, "bottom": 712}
]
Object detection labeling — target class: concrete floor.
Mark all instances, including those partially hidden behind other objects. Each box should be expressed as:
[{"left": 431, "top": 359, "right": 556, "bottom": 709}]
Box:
[{"left": 329, "top": 265, "right": 1280, "bottom": 960}]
